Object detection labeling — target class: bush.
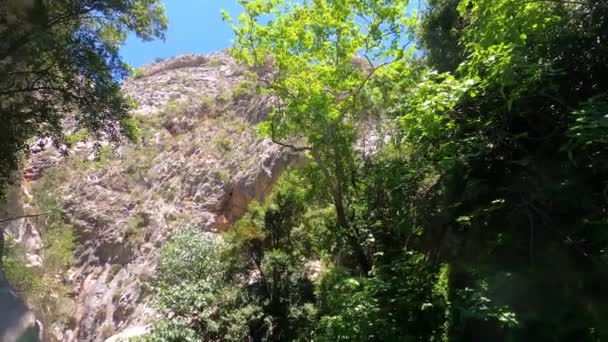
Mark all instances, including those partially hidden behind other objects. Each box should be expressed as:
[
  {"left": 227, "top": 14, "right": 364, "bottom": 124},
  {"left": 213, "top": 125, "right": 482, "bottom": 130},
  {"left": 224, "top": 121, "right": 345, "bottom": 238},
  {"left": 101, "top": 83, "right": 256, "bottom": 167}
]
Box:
[
  {"left": 232, "top": 79, "right": 255, "bottom": 99},
  {"left": 64, "top": 129, "right": 88, "bottom": 146},
  {"left": 132, "top": 67, "right": 147, "bottom": 80},
  {"left": 2, "top": 238, "right": 44, "bottom": 295},
  {"left": 207, "top": 58, "right": 223, "bottom": 67},
  {"left": 32, "top": 171, "right": 75, "bottom": 273},
  {"left": 224, "top": 172, "right": 319, "bottom": 341},
  {"left": 145, "top": 170, "right": 453, "bottom": 341},
  {"left": 316, "top": 255, "right": 450, "bottom": 341},
  {"left": 124, "top": 213, "right": 146, "bottom": 247},
  {"left": 145, "top": 173, "right": 320, "bottom": 341},
  {"left": 213, "top": 133, "right": 231, "bottom": 152},
  {"left": 145, "top": 228, "right": 255, "bottom": 341}
]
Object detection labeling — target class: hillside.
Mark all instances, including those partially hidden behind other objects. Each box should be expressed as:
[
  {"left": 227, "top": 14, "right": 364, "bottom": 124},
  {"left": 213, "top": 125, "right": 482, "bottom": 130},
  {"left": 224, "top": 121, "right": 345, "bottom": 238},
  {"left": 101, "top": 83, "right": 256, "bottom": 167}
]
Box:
[{"left": 2, "top": 51, "right": 301, "bottom": 341}]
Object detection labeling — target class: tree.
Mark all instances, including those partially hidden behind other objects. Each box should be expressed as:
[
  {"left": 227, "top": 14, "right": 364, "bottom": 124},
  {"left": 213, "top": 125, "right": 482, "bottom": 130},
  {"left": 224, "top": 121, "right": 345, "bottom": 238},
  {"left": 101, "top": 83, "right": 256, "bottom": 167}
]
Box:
[
  {"left": 227, "top": 0, "right": 415, "bottom": 273},
  {"left": 150, "top": 0, "right": 608, "bottom": 340},
  {"left": 416, "top": 0, "right": 463, "bottom": 73},
  {"left": 406, "top": 0, "right": 608, "bottom": 339},
  {"left": 225, "top": 173, "right": 317, "bottom": 341},
  {"left": 0, "top": 0, "right": 167, "bottom": 197}
]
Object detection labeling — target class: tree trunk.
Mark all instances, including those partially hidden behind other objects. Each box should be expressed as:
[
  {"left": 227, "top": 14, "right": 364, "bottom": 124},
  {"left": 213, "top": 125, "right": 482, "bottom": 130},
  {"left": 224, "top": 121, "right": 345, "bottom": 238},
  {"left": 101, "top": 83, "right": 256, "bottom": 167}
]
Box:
[
  {"left": 312, "top": 142, "right": 371, "bottom": 274},
  {"left": 332, "top": 144, "right": 371, "bottom": 274}
]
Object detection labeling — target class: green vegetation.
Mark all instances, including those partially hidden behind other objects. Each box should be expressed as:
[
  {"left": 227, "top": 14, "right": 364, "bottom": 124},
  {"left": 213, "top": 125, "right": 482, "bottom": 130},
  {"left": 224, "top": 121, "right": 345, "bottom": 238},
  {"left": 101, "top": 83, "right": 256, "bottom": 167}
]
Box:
[
  {"left": 96, "top": 145, "right": 114, "bottom": 166},
  {"left": 208, "top": 57, "right": 224, "bottom": 68},
  {"left": 0, "top": 0, "right": 167, "bottom": 198},
  {"left": 217, "top": 169, "right": 231, "bottom": 183},
  {"left": 144, "top": 176, "right": 318, "bottom": 341},
  {"left": 199, "top": 95, "right": 217, "bottom": 116},
  {"left": 232, "top": 73, "right": 258, "bottom": 99},
  {"left": 3, "top": 165, "right": 76, "bottom": 329},
  {"left": 216, "top": 91, "right": 234, "bottom": 107},
  {"left": 142, "top": 228, "right": 252, "bottom": 341},
  {"left": 145, "top": 0, "right": 608, "bottom": 341},
  {"left": 124, "top": 213, "right": 147, "bottom": 247},
  {"left": 1, "top": 0, "right": 607, "bottom": 340},
  {"left": 213, "top": 133, "right": 232, "bottom": 152},
  {"left": 31, "top": 168, "right": 76, "bottom": 275},
  {"left": 2, "top": 238, "right": 43, "bottom": 298},
  {"left": 68, "top": 144, "right": 115, "bottom": 172},
  {"left": 132, "top": 67, "right": 147, "bottom": 80},
  {"left": 0, "top": 1, "right": 166, "bottom": 305},
  {"left": 64, "top": 129, "right": 89, "bottom": 146}
]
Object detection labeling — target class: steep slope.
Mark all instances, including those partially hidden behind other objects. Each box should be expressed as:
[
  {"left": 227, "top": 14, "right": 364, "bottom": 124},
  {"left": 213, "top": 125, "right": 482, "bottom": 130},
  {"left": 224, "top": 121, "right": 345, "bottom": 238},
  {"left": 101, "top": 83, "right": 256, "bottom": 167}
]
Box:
[
  {"left": 5, "top": 51, "right": 301, "bottom": 341},
  {"left": 0, "top": 271, "right": 40, "bottom": 341}
]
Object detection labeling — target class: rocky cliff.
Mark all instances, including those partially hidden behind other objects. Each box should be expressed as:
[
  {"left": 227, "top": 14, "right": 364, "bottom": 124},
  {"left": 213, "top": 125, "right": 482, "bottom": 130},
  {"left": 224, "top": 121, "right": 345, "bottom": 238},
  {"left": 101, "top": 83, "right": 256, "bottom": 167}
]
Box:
[{"left": 1, "top": 51, "right": 301, "bottom": 341}]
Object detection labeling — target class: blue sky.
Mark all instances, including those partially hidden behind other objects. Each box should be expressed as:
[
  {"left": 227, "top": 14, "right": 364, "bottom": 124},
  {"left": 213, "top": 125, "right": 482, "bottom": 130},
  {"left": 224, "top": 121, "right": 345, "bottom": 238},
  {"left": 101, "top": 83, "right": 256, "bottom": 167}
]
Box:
[
  {"left": 120, "top": 1, "right": 242, "bottom": 67},
  {"left": 120, "top": 0, "right": 426, "bottom": 67}
]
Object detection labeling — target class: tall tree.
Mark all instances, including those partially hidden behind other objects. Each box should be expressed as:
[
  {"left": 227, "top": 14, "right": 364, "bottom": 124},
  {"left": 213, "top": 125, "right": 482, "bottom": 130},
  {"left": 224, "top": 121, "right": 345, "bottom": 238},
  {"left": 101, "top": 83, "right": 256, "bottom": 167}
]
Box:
[{"left": 227, "top": 0, "right": 415, "bottom": 273}]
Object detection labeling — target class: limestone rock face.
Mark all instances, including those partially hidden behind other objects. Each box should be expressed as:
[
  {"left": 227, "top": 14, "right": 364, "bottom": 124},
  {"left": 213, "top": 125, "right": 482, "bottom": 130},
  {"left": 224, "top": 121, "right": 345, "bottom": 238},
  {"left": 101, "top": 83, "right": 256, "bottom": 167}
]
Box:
[
  {"left": 8, "top": 51, "right": 301, "bottom": 341},
  {"left": 1, "top": 178, "right": 43, "bottom": 268}
]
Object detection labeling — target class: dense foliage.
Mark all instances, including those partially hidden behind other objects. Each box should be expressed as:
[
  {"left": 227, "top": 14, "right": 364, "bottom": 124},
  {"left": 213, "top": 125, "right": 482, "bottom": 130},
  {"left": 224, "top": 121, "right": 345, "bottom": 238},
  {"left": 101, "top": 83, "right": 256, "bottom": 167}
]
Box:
[
  {"left": 0, "top": 0, "right": 167, "bottom": 197},
  {"left": 149, "top": 0, "right": 608, "bottom": 340}
]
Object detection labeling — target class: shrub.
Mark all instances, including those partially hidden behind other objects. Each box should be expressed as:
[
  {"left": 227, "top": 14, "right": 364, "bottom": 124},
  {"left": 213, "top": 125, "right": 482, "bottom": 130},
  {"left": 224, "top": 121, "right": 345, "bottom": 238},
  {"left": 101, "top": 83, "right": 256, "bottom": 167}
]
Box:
[
  {"left": 230, "top": 117, "right": 248, "bottom": 133},
  {"left": 216, "top": 91, "right": 232, "bottom": 106},
  {"left": 124, "top": 213, "right": 146, "bottom": 247},
  {"left": 2, "top": 238, "right": 44, "bottom": 296},
  {"left": 31, "top": 171, "right": 75, "bottom": 272},
  {"left": 224, "top": 173, "right": 319, "bottom": 341},
  {"left": 232, "top": 79, "right": 254, "bottom": 99},
  {"left": 86, "top": 144, "right": 114, "bottom": 170},
  {"left": 124, "top": 145, "right": 157, "bottom": 185},
  {"left": 207, "top": 57, "right": 223, "bottom": 67},
  {"left": 316, "top": 255, "right": 450, "bottom": 342},
  {"left": 199, "top": 95, "right": 216, "bottom": 116},
  {"left": 217, "top": 168, "right": 231, "bottom": 183},
  {"left": 133, "top": 112, "right": 163, "bottom": 142},
  {"left": 132, "top": 67, "right": 147, "bottom": 80},
  {"left": 144, "top": 228, "right": 256, "bottom": 341},
  {"left": 213, "top": 133, "right": 231, "bottom": 152},
  {"left": 44, "top": 223, "right": 75, "bottom": 271},
  {"left": 64, "top": 129, "right": 88, "bottom": 146}
]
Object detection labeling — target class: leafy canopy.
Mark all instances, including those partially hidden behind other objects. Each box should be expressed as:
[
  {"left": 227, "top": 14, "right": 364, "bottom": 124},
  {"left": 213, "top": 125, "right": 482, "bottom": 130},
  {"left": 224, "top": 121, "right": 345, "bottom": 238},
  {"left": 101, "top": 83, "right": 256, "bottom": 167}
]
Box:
[
  {"left": 225, "top": 0, "right": 415, "bottom": 147},
  {"left": 0, "top": 0, "right": 167, "bottom": 196}
]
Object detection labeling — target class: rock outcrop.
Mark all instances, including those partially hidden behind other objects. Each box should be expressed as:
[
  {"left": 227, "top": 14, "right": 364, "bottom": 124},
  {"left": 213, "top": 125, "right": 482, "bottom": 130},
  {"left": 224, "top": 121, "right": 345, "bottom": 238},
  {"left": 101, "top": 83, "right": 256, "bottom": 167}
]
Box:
[{"left": 5, "top": 51, "right": 302, "bottom": 341}]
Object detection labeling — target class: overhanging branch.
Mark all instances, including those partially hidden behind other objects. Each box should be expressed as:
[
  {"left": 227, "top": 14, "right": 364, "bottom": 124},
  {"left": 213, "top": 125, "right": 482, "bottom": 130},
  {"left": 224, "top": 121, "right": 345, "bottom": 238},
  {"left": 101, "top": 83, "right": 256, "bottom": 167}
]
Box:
[{"left": 0, "top": 212, "right": 50, "bottom": 225}]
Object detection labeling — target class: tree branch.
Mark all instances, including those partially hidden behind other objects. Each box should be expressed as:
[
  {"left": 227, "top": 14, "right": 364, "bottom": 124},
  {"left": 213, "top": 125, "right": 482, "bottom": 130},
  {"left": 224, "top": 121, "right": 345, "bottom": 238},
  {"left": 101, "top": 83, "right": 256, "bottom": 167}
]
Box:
[
  {"left": 339, "top": 54, "right": 401, "bottom": 105},
  {"left": 270, "top": 138, "right": 311, "bottom": 152},
  {"left": 0, "top": 212, "right": 50, "bottom": 225},
  {"left": 268, "top": 97, "right": 312, "bottom": 152}
]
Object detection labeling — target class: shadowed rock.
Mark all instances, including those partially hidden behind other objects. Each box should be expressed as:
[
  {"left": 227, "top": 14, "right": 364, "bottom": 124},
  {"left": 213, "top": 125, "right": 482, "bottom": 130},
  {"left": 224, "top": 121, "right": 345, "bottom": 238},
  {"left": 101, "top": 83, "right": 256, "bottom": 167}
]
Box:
[{"left": 0, "top": 271, "right": 41, "bottom": 342}]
